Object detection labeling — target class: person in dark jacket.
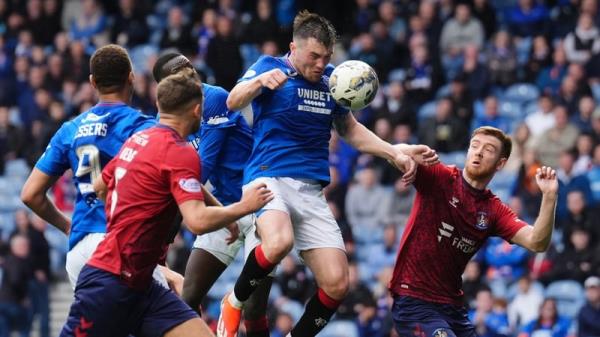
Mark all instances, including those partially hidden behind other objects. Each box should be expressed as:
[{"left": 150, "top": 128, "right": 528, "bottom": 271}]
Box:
[{"left": 578, "top": 276, "right": 600, "bottom": 337}]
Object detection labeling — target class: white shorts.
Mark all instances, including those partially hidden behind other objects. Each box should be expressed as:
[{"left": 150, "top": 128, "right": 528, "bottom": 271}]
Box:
[
  {"left": 65, "top": 232, "right": 168, "bottom": 290},
  {"left": 247, "top": 177, "right": 345, "bottom": 252},
  {"left": 193, "top": 214, "right": 260, "bottom": 265}
]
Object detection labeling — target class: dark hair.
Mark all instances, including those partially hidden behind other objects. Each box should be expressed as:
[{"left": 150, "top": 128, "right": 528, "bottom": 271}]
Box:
[
  {"left": 90, "top": 44, "right": 132, "bottom": 94},
  {"left": 292, "top": 10, "right": 337, "bottom": 47},
  {"left": 152, "top": 53, "right": 194, "bottom": 83},
  {"left": 471, "top": 126, "right": 512, "bottom": 160},
  {"left": 156, "top": 70, "right": 203, "bottom": 115}
]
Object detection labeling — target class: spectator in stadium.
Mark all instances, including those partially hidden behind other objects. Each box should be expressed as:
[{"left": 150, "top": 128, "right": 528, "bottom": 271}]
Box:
[
  {"left": 525, "top": 35, "right": 552, "bottom": 83},
  {"left": 587, "top": 143, "right": 600, "bottom": 204},
  {"left": 271, "top": 311, "right": 294, "bottom": 337},
  {"left": 541, "top": 226, "right": 594, "bottom": 284},
  {"left": 418, "top": 97, "right": 469, "bottom": 153},
  {"left": 564, "top": 13, "right": 600, "bottom": 65},
  {"left": 373, "top": 81, "right": 416, "bottom": 131},
  {"left": 366, "top": 224, "right": 400, "bottom": 272},
  {"left": 381, "top": 177, "right": 416, "bottom": 228},
  {"left": 578, "top": 275, "right": 600, "bottom": 337},
  {"left": 463, "top": 261, "right": 485, "bottom": 309},
  {"left": 449, "top": 73, "right": 474, "bottom": 124},
  {"left": 68, "top": 0, "right": 108, "bottom": 48},
  {"left": 0, "top": 105, "right": 25, "bottom": 175},
  {"left": 159, "top": 6, "right": 194, "bottom": 55},
  {"left": 505, "top": 123, "right": 532, "bottom": 173},
  {"left": 560, "top": 190, "right": 599, "bottom": 247},
  {"left": 525, "top": 94, "right": 556, "bottom": 137},
  {"left": 573, "top": 133, "right": 595, "bottom": 176},
  {"left": 486, "top": 30, "right": 518, "bottom": 88},
  {"left": 530, "top": 105, "right": 579, "bottom": 168},
  {"left": 461, "top": 44, "right": 489, "bottom": 100},
  {"left": 536, "top": 46, "right": 568, "bottom": 96},
  {"left": 506, "top": 0, "right": 550, "bottom": 39},
  {"left": 473, "top": 96, "right": 512, "bottom": 133},
  {"left": 572, "top": 96, "right": 595, "bottom": 134},
  {"left": 345, "top": 165, "right": 390, "bottom": 230},
  {"left": 206, "top": 15, "right": 242, "bottom": 90},
  {"left": 519, "top": 298, "right": 571, "bottom": 337},
  {"left": 243, "top": 0, "right": 279, "bottom": 46},
  {"left": 556, "top": 150, "right": 593, "bottom": 219},
  {"left": 110, "top": 0, "right": 149, "bottom": 48},
  {"left": 276, "top": 255, "right": 313, "bottom": 304},
  {"left": 439, "top": 3, "right": 484, "bottom": 80},
  {"left": 508, "top": 276, "right": 544, "bottom": 330},
  {"left": 469, "top": 288, "right": 511, "bottom": 337},
  {"left": 404, "top": 38, "right": 440, "bottom": 106},
  {"left": 0, "top": 234, "right": 33, "bottom": 337},
  {"left": 484, "top": 236, "right": 530, "bottom": 285},
  {"left": 27, "top": 215, "right": 50, "bottom": 337}
]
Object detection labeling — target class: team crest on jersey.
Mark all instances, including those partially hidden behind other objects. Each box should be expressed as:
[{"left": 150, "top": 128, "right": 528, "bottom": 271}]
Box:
[
  {"left": 475, "top": 211, "right": 489, "bottom": 230},
  {"left": 432, "top": 328, "right": 448, "bottom": 337},
  {"left": 82, "top": 112, "right": 110, "bottom": 123},
  {"left": 179, "top": 178, "right": 202, "bottom": 193}
]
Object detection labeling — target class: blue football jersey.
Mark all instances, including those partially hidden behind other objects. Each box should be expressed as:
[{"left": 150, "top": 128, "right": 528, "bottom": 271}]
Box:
[
  {"left": 35, "top": 102, "right": 156, "bottom": 249},
  {"left": 187, "top": 84, "right": 253, "bottom": 206},
  {"left": 240, "top": 55, "right": 348, "bottom": 185}
]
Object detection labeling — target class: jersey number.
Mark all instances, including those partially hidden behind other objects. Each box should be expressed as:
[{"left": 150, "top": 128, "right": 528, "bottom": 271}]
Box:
[
  {"left": 75, "top": 145, "right": 101, "bottom": 194},
  {"left": 109, "top": 167, "right": 127, "bottom": 217}
]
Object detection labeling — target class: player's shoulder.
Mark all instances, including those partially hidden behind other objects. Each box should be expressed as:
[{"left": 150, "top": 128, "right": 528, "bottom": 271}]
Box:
[
  {"left": 51, "top": 118, "right": 78, "bottom": 143},
  {"left": 324, "top": 63, "right": 336, "bottom": 77}
]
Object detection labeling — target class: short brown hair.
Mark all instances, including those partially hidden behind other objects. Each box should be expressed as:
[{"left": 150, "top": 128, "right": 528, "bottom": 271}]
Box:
[
  {"left": 471, "top": 126, "right": 512, "bottom": 159},
  {"left": 157, "top": 69, "right": 203, "bottom": 115},
  {"left": 293, "top": 10, "right": 337, "bottom": 47},
  {"left": 90, "top": 44, "right": 132, "bottom": 94}
]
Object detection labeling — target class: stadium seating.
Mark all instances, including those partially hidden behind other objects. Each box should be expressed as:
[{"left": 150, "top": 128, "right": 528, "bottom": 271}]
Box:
[{"left": 545, "top": 280, "right": 585, "bottom": 319}]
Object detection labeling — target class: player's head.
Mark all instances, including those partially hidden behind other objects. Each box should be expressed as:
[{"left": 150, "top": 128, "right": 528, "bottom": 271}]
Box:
[
  {"left": 156, "top": 70, "right": 203, "bottom": 134},
  {"left": 89, "top": 44, "right": 133, "bottom": 97},
  {"left": 465, "top": 126, "right": 512, "bottom": 181},
  {"left": 289, "top": 10, "right": 336, "bottom": 83},
  {"left": 152, "top": 52, "right": 195, "bottom": 83}
]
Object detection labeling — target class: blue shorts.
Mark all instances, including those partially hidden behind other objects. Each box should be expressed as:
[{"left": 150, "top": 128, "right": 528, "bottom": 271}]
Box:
[
  {"left": 391, "top": 295, "right": 476, "bottom": 337},
  {"left": 60, "top": 265, "right": 198, "bottom": 337}
]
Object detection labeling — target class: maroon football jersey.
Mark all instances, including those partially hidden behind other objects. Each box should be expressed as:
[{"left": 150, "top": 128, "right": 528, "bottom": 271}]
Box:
[
  {"left": 389, "top": 164, "right": 526, "bottom": 305},
  {"left": 88, "top": 125, "right": 204, "bottom": 290}
]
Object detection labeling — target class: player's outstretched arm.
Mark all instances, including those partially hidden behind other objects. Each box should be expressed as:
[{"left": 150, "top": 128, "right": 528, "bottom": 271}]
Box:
[
  {"left": 93, "top": 176, "right": 108, "bottom": 203},
  {"left": 158, "top": 264, "right": 185, "bottom": 296},
  {"left": 21, "top": 168, "right": 71, "bottom": 235},
  {"left": 178, "top": 183, "right": 273, "bottom": 235},
  {"left": 201, "top": 184, "right": 239, "bottom": 243},
  {"left": 510, "top": 166, "right": 558, "bottom": 252},
  {"left": 333, "top": 112, "right": 417, "bottom": 183},
  {"left": 226, "top": 69, "right": 288, "bottom": 111},
  {"left": 393, "top": 144, "right": 440, "bottom": 166}
]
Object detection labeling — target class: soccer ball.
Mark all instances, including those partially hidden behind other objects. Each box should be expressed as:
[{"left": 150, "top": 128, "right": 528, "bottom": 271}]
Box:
[{"left": 328, "top": 60, "right": 379, "bottom": 110}]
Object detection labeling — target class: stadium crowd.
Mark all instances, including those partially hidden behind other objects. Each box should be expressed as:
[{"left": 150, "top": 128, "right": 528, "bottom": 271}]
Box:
[{"left": 0, "top": 0, "right": 600, "bottom": 336}]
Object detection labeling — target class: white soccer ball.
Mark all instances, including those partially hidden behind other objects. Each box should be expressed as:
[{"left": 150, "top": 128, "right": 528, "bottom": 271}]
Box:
[{"left": 328, "top": 60, "right": 379, "bottom": 111}]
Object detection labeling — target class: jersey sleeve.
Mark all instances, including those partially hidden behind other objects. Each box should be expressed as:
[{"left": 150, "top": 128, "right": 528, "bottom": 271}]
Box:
[
  {"left": 199, "top": 121, "right": 231, "bottom": 184},
  {"left": 118, "top": 112, "right": 156, "bottom": 142},
  {"left": 238, "top": 55, "right": 276, "bottom": 84},
  {"left": 35, "top": 123, "right": 71, "bottom": 176},
  {"left": 165, "top": 145, "right": 205, "bottom": 205},
  {"left": 493, "top": 198, "right": 529, "bottom": 241}
]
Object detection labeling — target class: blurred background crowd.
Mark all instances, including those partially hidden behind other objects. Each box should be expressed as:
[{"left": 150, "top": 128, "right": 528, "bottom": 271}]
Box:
[{"left": 1, "top": 0, "right": 600, "bottom": 336}]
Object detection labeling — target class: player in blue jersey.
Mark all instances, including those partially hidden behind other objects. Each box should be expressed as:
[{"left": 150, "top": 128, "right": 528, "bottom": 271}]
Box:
[
  {"left": 217, "top": 11, "right": 439, "bottom": 337},
  {"left": 20, "top": 45, "right": 180, "bottom": 291},
  {"left": 153, "top": 53, "right": 273, "bottom": 337}
]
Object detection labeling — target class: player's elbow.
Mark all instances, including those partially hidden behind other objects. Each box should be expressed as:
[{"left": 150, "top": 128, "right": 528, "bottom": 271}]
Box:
[
  {"left": 226, "top": 93, "right": 241, "bottom": 111},
  {"left": 20, "top": 183, "right": 39, "bottom": 208},
  {"left": 530, "top": 241, "right": 550, "bottom": 253}
]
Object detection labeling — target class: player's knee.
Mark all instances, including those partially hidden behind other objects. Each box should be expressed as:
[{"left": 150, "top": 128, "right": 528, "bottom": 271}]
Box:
[
  {"left": 320, "top": 273, "right": 349, "bottom": 300},
  {"left": 261, "top": 234, "right": 293, "bottom": 262}
]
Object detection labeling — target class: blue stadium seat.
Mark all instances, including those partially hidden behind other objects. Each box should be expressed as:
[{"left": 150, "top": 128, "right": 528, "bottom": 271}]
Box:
[
  {"left": 319, "top": 320, "right": 359, "bottom": 337},
  {"left": 545, "top": 280, "right": 585, "bottom": 319},
  {"left": 504, "top": 83, "right": 540, "bottom": 104},
  {"left": 4, "top": 159, "right": 30, "bottom": 178},
  {"left": 498, "top": 101, "right": 524, "bottom": 120},
  {"left": 418, "top": 100, "right": 437, "bottom": 121}
]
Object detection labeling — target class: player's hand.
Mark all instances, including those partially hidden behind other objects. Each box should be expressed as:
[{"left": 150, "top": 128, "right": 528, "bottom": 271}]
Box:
[
  {"left": 257, "top": 69, "right": 288, "bottom": 90},
  {"left": 394, "top": 144, "right": 439, "bottom": 166},
  {"left": 535, "top": 166, "right": 558, "bottom": 196},
  {"left": 389, "top": 152, "right": 417, "bottom": 184},
  {"left": 225, "top": 222, "right": 240, "bottom": 244},
  {"left": 240, "top": 183, "right": 274, "bottom": 213}
]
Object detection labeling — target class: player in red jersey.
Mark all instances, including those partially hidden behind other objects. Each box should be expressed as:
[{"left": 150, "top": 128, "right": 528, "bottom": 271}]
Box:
[
  {"left": 59, "top": 71, "right": 273, "bottom": 337},
  {"left": 389, "top": 126, "right": 558, "bottom": 337}
]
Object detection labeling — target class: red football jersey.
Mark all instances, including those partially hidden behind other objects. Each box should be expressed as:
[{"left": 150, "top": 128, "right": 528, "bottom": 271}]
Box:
[
  {"left": 389, "top": 164, "right": 526, "bottom": 305},
  {"left": 88, "top": 125, "right": 204, "bottom": 290}
]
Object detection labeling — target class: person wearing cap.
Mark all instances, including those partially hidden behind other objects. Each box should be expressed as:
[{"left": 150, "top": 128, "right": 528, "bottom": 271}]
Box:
[{"left": 578, "top": 276, "right": 600, "bottom": 337}]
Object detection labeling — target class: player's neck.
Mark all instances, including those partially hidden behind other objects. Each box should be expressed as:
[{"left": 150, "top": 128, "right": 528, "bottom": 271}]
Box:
[
  {"left": 98, "top": 92, "right": 129, "bottom": 105},
  {"left": 157, "top": 115, "right": 192, "bottom": 139},
  {"left": 461, "top": 170, "right": 491, "bottom": 191}
]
